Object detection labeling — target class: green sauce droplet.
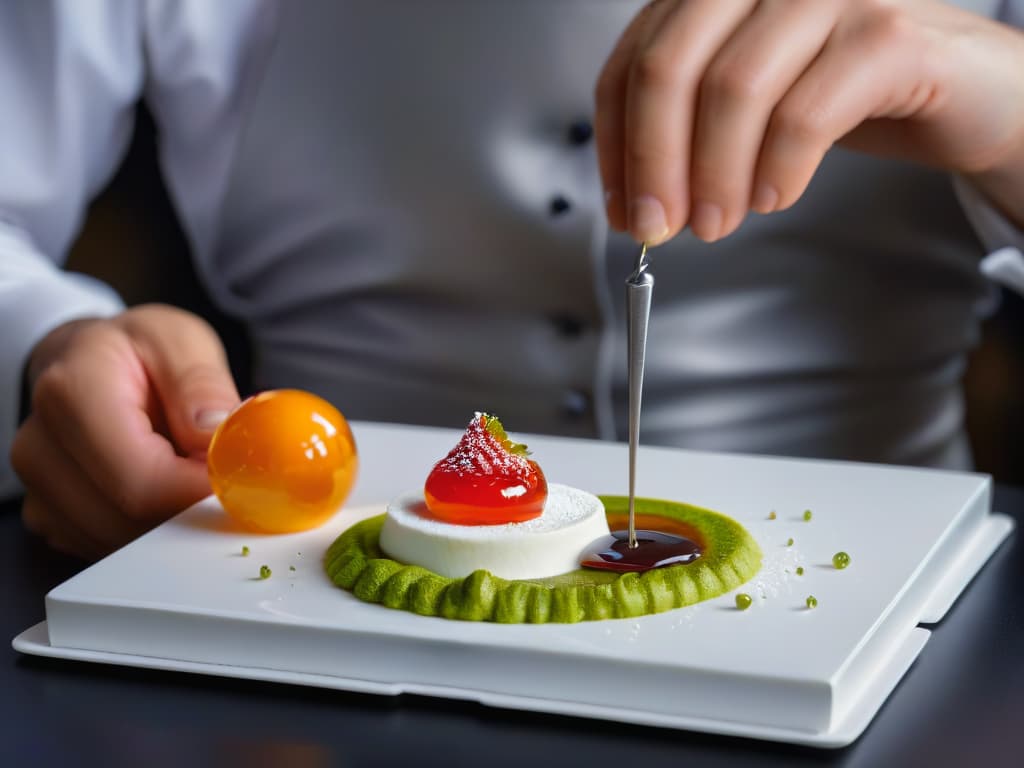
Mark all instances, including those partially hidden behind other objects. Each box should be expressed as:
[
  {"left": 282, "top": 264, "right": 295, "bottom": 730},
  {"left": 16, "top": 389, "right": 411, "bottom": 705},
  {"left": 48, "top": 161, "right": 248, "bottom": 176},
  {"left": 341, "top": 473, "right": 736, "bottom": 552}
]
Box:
[
  {"left": 796, "top": 566, "right": 804, "bottom": 576},
  {"left": 241, "top": 545, "right": 250, "bottom": 557},
  {"left": 259, "top": 565, "right": 272, "bottom": 580},
  {"left": 832, "top": 551, "right": 851, "bottom": 570},
  {"left": 787, "top": 537, "right": 794, "bottom": 546},
  {"left": 735, "top": 593, "right": 753, "bottom": 611},
  {"left": 803, "top": 509, "right": 813, "bottom": 521},
  {"left": 768, "top": 511, "right": 776, "bottom": 520},
  {"left": 806, "top": 595, "right": 817, "bottom": 609}
]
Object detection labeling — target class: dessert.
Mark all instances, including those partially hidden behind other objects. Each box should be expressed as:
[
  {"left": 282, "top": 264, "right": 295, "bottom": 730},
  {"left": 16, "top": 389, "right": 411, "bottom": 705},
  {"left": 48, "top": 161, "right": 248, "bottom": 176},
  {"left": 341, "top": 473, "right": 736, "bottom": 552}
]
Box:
[
  {"left": 382, "top": 413, "right": 610, "bottom": 579},
  {"left": 208, "top": 389, "right": 358, "bottom": 533},
  {"left": 325, "top": 414, "right": 762, "bottom": 623},
  {"left": 423, "top": 413, "right": 547, "bottom": 525},
  {"left": 381, "top": 484, "right": 610, "bottom": 579},
  {"left": 327, "top": 495, "right": 761, "bottom": 622}
]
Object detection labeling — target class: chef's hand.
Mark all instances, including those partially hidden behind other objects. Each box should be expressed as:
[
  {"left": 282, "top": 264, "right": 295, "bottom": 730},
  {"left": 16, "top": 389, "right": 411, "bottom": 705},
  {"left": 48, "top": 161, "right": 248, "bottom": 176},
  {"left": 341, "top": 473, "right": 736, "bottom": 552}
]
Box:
[
  {"left": 10, "top": 304, "right": 240, "bottom": 560},
  {"left": 596, "top": 0, "right": 1024, "bottom": 244}
]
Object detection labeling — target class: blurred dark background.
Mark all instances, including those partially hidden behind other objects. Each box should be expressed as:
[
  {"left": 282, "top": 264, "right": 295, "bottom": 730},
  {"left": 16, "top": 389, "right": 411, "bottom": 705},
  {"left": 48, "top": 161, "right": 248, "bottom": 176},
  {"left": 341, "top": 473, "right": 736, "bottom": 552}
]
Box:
[{"left": 66, "top": 108, "right": 1024, "bottom": 486}]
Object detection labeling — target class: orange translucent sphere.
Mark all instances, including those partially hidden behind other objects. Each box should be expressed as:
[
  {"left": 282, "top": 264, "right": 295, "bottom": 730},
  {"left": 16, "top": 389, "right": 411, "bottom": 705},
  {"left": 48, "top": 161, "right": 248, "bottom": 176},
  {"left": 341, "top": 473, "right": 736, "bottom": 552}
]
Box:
[{"left": 207, "top": 389, "right": 358, "bottom": 533}]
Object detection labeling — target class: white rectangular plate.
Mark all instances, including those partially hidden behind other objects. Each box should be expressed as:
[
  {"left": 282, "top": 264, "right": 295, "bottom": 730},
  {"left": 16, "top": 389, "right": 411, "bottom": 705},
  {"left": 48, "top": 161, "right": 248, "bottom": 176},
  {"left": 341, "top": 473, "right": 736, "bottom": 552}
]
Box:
[{"left": 13, "top": 422, "right": 1015, "bottom": 747}]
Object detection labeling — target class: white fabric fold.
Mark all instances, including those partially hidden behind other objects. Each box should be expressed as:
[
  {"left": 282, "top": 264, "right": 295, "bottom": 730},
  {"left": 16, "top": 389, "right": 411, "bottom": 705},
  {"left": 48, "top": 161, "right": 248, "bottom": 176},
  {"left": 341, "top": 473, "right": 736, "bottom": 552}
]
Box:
[{"left": 0, "top": 223, "right": 123, "bottom": 496}]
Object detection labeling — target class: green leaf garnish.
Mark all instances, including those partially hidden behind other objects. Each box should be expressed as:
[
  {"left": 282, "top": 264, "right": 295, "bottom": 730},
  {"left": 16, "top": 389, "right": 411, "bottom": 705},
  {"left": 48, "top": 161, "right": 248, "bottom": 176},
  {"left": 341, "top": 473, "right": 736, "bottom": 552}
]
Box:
[{"left": 481, "top": 413, "right": 530, "bottom": 456}]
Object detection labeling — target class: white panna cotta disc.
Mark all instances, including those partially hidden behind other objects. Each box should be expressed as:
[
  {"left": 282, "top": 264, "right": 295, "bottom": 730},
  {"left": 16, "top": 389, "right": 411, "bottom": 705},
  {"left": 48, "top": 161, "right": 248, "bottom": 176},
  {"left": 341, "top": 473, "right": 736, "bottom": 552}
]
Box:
[{"left": 379, "top": 483, "right": 610, "bottom": 580}]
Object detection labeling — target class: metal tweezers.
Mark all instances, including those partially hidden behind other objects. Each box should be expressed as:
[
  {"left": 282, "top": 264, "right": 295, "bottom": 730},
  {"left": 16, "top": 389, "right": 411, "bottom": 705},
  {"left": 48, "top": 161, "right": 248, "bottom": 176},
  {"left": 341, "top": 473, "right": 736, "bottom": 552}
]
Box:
[{"left": 625, "top": 242, "right": 653, "bottom": 549}]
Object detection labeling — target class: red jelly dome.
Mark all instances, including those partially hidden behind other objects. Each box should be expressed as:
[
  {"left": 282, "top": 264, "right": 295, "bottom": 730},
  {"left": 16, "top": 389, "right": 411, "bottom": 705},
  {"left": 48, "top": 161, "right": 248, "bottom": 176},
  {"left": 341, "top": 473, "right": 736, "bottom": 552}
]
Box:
[{"left": 424, "top": 413, "right": 547, "bottom": 525}]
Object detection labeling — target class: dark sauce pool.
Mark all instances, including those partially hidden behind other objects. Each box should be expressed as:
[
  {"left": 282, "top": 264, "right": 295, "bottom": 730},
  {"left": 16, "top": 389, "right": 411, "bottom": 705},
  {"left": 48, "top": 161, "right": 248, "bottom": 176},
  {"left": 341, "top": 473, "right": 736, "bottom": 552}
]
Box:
[{"left": 580, "top": 513, "right": 704, "bottom": 573}]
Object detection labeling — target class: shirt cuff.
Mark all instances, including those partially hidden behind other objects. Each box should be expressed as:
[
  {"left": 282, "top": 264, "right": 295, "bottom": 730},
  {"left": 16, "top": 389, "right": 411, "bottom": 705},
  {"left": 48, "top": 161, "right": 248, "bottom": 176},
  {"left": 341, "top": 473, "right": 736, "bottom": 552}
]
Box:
[
  {"left": 953, "top": 175, "right": 1024, "bottom": 296},
  {"left": 0, "top": 223, "right": 124, "bottom": 498}
]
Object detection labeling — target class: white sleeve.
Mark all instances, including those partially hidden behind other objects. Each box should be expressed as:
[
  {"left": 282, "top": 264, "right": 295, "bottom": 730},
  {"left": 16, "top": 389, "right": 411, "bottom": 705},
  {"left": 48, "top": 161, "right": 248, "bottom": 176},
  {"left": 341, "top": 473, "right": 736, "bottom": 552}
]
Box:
[
  {"left": 0, "top": 1, "right": 270, "bottom": 498},
  {"left": 954, "top": 176, "right": 1024, "bottom": 255},
  {"left": 142, "top": 0, "right": 277, "bottom": 260},
  {"left": 0, "top": 1, "right": 145, "bottom": 497},
  {"left": 0, "top": 224, "right": 124, "bottom": 496}
]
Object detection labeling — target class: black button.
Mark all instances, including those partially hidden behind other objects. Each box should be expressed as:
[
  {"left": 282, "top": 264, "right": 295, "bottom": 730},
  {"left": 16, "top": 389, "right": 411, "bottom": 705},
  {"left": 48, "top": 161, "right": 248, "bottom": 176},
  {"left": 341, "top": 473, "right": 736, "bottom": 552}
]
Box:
[
  {"left": 567, "top": 120, "right": 594, "bottom": 146},
  {"left": 561, "top": 390, "right": 591, "bottom": 420},
  {"left": 550, "top": 313, "right": 585, "bottom": 338},
  {"left": 549, "top": 195, "right": 572, "bottom": 216}
]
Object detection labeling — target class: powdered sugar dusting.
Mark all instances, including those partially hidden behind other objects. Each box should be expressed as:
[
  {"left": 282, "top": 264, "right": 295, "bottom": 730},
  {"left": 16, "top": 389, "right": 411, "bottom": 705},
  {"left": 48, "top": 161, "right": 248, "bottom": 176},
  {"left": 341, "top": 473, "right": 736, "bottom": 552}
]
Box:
[{"left": 435, "top": 414, "right": 531, "bottom": 478}]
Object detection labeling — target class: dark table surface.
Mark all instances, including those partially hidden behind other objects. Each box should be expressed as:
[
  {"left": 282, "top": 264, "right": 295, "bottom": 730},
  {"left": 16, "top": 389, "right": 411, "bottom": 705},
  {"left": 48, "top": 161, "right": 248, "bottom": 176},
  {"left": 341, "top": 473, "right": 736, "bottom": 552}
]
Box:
[{"left": 2, "top": 487, "right": 1022, "bottom": 768}]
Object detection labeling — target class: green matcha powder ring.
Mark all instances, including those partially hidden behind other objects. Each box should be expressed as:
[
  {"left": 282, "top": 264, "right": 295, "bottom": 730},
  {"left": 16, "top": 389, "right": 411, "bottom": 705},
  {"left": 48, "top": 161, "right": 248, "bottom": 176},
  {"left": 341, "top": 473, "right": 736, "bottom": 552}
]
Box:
[{"left": 324, "top": 496, "right": 762, "bottom": 624}]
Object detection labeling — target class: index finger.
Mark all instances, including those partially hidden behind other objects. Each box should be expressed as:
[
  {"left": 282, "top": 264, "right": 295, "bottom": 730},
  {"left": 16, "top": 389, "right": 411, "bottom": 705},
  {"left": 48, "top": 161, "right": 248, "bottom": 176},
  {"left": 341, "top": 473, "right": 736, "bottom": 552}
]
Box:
[
  {"left": 623, "top": 0, "right": 756, "bottom": 243},
  {"left": 595, "top": 0, "right": 679, "bottom": 233}
]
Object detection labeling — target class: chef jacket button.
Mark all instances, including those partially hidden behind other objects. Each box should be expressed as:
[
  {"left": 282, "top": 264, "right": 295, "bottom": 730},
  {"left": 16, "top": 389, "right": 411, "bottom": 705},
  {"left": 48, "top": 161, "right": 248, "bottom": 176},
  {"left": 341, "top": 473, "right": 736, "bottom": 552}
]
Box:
[
  {"left": 549, "top": 195, "right": 572, "bottom": 216},
  {"left": 550, "top": 313, "right": 585, "bottom": 339},
  {"left": 567, "top": 120, "right": 594, "bottom": 146},
  {"left": 561, "top": 390, "right": 591, "bottom": 420}
]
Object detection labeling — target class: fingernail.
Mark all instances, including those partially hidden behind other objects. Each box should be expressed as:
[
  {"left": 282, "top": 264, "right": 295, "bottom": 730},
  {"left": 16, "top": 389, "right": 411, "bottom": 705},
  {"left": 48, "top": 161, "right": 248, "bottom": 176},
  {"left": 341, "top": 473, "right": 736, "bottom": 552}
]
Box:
[
  {"left": 195, "top": 409, "right": 230, "bottom": 431},
  {"left": 690, "top": 201, "right": 723, "bottom": 242},
  {"left": 751, "top": 183, "right": 779, "bottom": 214},
  {"left": 629, "top": 195, "right": 670, "bottom": 244}
]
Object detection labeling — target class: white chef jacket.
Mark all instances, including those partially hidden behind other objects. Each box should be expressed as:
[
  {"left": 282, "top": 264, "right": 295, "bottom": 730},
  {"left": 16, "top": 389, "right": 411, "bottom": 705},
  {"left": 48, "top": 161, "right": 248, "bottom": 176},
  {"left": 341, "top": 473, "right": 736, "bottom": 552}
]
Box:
[{"left": 1, "top": 0, "right": 1023, "bottom": 499}]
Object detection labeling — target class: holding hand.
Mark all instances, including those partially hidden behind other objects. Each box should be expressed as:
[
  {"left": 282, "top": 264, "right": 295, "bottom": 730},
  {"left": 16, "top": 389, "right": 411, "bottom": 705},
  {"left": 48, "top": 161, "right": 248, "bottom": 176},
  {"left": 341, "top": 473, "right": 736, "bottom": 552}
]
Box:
[
  {"left": 596, "top": 0, "right": 1024, "bottom": 244},
  {"left": 10, "top": 305, "right": 240, "bottom": 559}
]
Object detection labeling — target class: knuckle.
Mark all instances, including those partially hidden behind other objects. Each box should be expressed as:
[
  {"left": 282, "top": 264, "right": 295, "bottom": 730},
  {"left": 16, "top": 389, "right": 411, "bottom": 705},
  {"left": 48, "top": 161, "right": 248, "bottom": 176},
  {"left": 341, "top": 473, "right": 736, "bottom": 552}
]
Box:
[
  {"left": 631, "top": 49, "right": 678, "bottom": 93},
  {"left": 30, "top": 364, "right": 75, "bottom": 418},
  {"left": 113, "top": 478, "right": 151, "bottom": 521},
  {"left": 858, "top": 3, "right": 915, "bottom": 49},
  {"left": 702, "top": 61, "right": 764, "bottom": 106},
  {"left": 771, "top": 104, "right": 827, "bottom": 146},
  {"left": 126, "top": 303, "right": 220, "bottom": 344}
]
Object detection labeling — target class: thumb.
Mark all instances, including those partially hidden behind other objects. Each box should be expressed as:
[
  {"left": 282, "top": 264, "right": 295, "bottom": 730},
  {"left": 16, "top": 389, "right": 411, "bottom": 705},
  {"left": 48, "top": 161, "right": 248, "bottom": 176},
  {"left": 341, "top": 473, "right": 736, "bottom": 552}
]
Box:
[{"left": 122, "top": 305, "right": 241, "bottom": 457}]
